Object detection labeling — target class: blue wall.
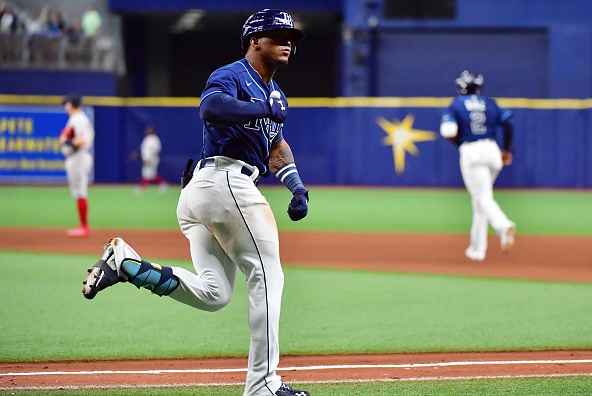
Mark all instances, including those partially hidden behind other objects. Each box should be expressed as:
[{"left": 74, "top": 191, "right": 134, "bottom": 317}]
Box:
[
  {"left": 374, "top": 30, "right": 549, "bottom": 98},
  {"left": 343, "top": 0, "right": 592, "bottom": 98},
  {"left": 0, "top": 71, "right": 119, "bottom": 96},
  {"left": 2, "top": 0, "right": 591, "bottom": 99},
  {"left": 2, "top": 97, "right": 590, "bottom": 188},
  {"left": 86, "top": 98, "right": 592, "bottom": 188}
]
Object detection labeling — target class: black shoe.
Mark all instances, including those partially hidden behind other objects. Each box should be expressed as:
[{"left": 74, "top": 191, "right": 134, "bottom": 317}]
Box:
[
  {"left": 81, "top": 241, "right": 122, "bottom": 299},
  {"left": 275, "top": 383, "right": 310, "bottom": 396}
]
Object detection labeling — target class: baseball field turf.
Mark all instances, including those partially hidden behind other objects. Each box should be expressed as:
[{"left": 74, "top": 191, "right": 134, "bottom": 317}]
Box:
[{"left": 1, "top": 185, "right": 591, "bottom": 395}]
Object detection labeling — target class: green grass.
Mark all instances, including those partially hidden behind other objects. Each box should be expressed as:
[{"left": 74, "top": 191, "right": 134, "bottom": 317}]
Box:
[
  {"left": 2, "top": 376, "right": 592, "bottom": 395},
  {"left": 1, "top": 185, "right": 592, "bottom": 235},
  {"left": 2, "top": 185, "right": 592, "bottom": 394},
  {"left": 1, "top": 251, "right": 591, "bottom": 362}
]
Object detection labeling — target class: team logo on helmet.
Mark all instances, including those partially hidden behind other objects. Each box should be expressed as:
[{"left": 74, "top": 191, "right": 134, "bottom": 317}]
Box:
[
  {"left": 241, "top": 9, "right": 305, "bottom": 54},
  {"left": 273, "top": 12, "right": 293, "bottom": 27}
]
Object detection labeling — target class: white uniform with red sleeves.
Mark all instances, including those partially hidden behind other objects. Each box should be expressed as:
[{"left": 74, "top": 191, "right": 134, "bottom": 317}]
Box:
[{"left": 63, "top": 111, "right": 94, "bottom": 199}]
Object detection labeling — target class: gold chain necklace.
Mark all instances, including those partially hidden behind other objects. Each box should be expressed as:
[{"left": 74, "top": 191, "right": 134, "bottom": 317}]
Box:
[{"left": 247, "top": 61, "right": 264, "bottom": 80}]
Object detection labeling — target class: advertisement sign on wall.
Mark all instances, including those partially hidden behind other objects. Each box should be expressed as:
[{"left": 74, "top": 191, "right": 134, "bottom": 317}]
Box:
[{"left": 0, "top": 105, "right": 94, "bottom": 183}]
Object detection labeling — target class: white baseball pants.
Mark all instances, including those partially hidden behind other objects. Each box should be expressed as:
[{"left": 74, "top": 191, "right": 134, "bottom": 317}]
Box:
[
  {"left": 64, "top": 151, "right": 93, "bottom": 198},
  {"left": 459, "top": 139, "right": 513, "bottom": 256},
  {"left": 173, "top": 156, "right": 284, "bottom": 396},
  {"left": 141, "top": 158, "right": 160, "bottom": 180}
]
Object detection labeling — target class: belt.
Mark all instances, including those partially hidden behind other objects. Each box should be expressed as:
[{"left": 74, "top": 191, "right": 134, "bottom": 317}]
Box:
[{"left": 197, "top": 156, "right": 260, "bottom": 184}]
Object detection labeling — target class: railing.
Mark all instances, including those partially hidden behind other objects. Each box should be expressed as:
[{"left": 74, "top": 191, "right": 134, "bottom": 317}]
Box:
[{"left": 0, "top": 34, "right": 116, "bottom": 71}]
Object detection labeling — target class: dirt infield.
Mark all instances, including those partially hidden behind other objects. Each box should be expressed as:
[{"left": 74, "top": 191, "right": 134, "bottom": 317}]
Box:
[
  {"left": 3, "top": 227, "right": 591, "bottom": 283},
  {"left": 1, "top": 227, "right": 591, "bottom": 389}
]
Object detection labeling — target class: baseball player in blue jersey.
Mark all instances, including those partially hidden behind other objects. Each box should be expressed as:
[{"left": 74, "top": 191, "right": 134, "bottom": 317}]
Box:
[
  {"left": 440, "top": 70, "right": 515, "bottom": 261},
  {"left": 81, "top": 9, "right": 310, "bottom": 396}
]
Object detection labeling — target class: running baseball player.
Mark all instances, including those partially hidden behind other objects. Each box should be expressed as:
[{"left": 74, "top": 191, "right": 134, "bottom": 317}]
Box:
[
  {"left": 81, "top": 9, "right": 310, "bottom": 396},
  {"left": 60, "top": 94, "right": 94, "bottom": 237},
  {"left": 440, "top": 70, "right": 515, "bottom": 261}
]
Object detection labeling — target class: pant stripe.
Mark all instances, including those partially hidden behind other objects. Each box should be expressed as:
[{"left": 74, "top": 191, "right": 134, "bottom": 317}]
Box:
[{"left": 226, "top": 172, "right": 274, "bottom": 394}]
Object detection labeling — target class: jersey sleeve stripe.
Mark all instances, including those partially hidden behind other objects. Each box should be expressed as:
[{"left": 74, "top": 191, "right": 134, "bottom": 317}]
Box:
[
  {"left": 201, "top": 90, "right": 223, "bottom": 101},
  {"left": 274, "top": 163, "right": 297, "bottom": 181},
  {"left": 499, "top": 110, "right": 513, "bottom": 123}
]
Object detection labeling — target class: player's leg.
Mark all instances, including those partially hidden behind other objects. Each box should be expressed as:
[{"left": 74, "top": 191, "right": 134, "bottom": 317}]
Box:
[
  {"left": 149, "top": 159, "right": 167, "bottom": 194},
  {"left": 463, "top": 171, "right": 489, "bottom": 259},
  {"left": 77, "top": 153, "right": 92, "bottom": 228},
  {"left": 184, "top": 165, "right": 284, "bottom": 395},
  {"left": 137, "top": 163, "right": 153, "bottom": 194},
  {"left": 486, "top": 146, "right": 516, "bottom": 251},
  {"left": 172, "top": 217, "right": 237, "bottom": 311},
  {"left": 466, "top": 195, "right": 487, "bottom": 261},
  {"left": 81, "top": 230, "right": 233, "bottom": 303},
  {"left": 462, "top": 141, "right": 515, "bottom": 253},
  {"left": 217, "top": 173, "right": 284, "bottom": 396},
  {"left": 141, "top": 161, "right": 157, "bottom": 182},
  {"left": 82, "top": 237, "right": 180, "bottom": 299},
  {"left": 459, "top": 146, "right": 488, "bottom": 259},
  {"left": 155, "top": 175, "right": 168, "bottom": 193},
  {"left": 65, "top": 154, "right": 92, "bottom": 237}
]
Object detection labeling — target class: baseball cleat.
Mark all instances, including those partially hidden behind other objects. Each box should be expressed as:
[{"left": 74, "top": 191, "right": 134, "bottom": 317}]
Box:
[
  {"left": 275, "top": 383, "right": 310, "bottom": 396},
  {"left": 464, "top": 247, "right": 485, "bottom": 262},
  {"left": 82, "top": 241, "right": 124, "bottom": 299},
  {"left": 500, "top": 223, "right": 515, "bottom": 252},
  {"left": 67, "top": 226, "right": 91, "bottom": 237}
]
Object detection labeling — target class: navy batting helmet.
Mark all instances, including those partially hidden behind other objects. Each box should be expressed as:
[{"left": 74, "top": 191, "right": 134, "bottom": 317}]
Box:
[
  {"left": 241, "top": 9, "right": 305, "bottom": 55},
  {"left": 456, "top": 70, "right": 484, "bottom": 95}
]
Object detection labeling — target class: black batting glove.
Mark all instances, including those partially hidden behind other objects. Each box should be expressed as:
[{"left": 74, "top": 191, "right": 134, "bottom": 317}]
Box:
[{"left": 287, "top": 188, "right": 309, "bottom": 221}]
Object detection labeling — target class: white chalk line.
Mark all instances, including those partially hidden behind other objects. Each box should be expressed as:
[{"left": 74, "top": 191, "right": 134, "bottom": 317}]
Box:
[
  {"left": 1, "top": 373, "right": 592, "bottom": 391},
  {"left": 2, "top": 359, "right": 592, "bottom": 377}
]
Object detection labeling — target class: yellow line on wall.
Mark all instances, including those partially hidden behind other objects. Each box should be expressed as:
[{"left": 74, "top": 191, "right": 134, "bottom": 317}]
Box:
[
  {"left": 0, "top": 95, "right": 199, "bottom": 107},
  {"left": 1, "top": 95, "right": 591, "bottom": 109}
]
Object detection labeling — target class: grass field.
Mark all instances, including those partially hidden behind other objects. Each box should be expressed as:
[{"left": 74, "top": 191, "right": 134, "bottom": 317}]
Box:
[
  {"left": 2, "top": 185, "right": 592, "bottom": 235},
  {"left": 1, "top": 185, "right": 591, "bottom": 395},
  {"left": 3, "top": 377, "right": 592, "bottom": 396},
  {"left": 2, "top": 252, "right": 591, "bottom": 362}
]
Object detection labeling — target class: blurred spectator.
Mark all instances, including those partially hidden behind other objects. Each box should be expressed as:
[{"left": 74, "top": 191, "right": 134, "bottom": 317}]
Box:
[
  {"left": 45, "top": 9, "right": 66, "bottom": 36},
  {"left": 81, "top": 3, "right": 100, "bottom": 36},
  {"left": 65, "top": 19, "right": 82, "bottom": 43},
  {"left": 0, "top": 1, "right": 17, "bottom": 34},
  {"left": 19, "top": 5, "right": 48, "bottom": 35}
]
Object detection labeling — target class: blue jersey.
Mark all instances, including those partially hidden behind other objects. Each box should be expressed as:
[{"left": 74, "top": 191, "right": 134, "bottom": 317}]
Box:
[
  {"left": 199, "top": 58, "right": 285, "bottom": 177},
  {"left": 441, "top": 95, "right": 512, "bottom": 146}
]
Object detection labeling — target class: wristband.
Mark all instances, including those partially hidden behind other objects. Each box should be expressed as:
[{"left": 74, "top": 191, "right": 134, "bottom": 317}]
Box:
[{"left": 274, "top": 163, "right": 304, "bottom": 194}]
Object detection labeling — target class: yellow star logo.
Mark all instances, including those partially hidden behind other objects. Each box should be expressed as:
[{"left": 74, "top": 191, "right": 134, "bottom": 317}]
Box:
[{"left": 378, "top": 114, "right": 437, "bottom": 175}]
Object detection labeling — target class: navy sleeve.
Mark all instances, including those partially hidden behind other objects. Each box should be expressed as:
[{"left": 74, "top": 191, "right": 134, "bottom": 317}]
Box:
[
  {"left": 199, "top": 67, "right": 271, "bottom": 126},
  {"left": 501, "top": 118, "right": 514, "bottom": 151},
  {"left": 199, "top": 93, "right": 269, "bottom": 126},
  {"left": 494, "top": 103, "right": 514, "bottom": 151}
]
